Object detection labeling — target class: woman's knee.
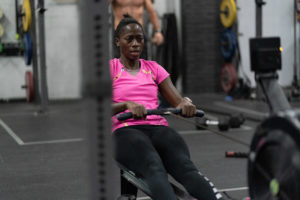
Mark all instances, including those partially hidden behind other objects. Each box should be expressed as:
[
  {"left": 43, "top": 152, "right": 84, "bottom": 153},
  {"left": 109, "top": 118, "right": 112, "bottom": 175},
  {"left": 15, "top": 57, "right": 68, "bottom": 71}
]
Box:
[{"left": 153, "top": 127, "right": 191, "bottom": 156}]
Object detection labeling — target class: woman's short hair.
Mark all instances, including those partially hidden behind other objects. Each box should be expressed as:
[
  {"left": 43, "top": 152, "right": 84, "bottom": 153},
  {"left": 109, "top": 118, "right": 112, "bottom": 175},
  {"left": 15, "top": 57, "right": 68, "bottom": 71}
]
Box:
[{"left": 114, "top": 14, "right": 144, "bottom": 39}]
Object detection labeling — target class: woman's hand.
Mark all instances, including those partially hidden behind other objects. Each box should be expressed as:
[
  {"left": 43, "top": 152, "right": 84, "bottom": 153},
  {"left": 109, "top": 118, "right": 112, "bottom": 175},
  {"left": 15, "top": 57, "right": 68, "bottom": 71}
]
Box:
[
  {"left": 176, "top": 97, "right": 196, "bottom": 117},
  {"left": 126, "top": 101, "right": 147, "bottom": 119}
]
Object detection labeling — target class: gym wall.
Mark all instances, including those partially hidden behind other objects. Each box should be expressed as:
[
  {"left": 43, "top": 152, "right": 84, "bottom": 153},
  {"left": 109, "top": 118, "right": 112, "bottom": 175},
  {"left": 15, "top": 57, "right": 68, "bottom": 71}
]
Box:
[
  {"left": 181, "top": 0, "right": 223, "bottom": 94},
  {"left": 1, "top": 0, "right": 298, "bottom": 100},
  {"left": 0, "top": 0, "right": 27, "bottom": 99},
  {"left": 0, "top": 0, "right": 81, "bottom": 100},
  {"left": 0, "top": 0, "right": 173, "bottom": 101},
  {"left": 181, "top": 0, "right": 299, "bottom": 94},
  {"left": 45, "top": 0, "right": 81, "bottom": 99},
  {"left": 237, "top": 0, "right": 298, "bottom": 87}
]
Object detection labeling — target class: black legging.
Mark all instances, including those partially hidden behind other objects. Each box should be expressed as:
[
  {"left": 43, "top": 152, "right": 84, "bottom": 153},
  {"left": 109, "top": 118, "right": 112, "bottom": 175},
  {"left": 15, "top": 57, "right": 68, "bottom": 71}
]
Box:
[{"left": 113, "top": 125, "right": 223, "bottom": 200}]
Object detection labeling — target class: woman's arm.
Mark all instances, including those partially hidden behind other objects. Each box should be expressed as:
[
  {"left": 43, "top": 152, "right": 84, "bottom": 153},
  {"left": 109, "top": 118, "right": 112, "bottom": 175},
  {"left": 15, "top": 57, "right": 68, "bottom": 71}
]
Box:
[
  {"left": 112, "top": 102, "right": 128, "bottom": 116},
  {"left": 112, "top": 101, "right": 147, "bottom": 119},
  {"left": 144, "top": 0, "right": 164, "bottom": 45},
  {"left": 158, "top": 77, "right": 196, "bottom": 117}
]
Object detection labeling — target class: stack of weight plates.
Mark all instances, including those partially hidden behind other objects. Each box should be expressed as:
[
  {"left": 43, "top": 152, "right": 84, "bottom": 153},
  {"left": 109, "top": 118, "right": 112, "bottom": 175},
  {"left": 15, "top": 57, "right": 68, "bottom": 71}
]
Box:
[{"left": 219, "top": 0, "right": 238, "bottom": 94}]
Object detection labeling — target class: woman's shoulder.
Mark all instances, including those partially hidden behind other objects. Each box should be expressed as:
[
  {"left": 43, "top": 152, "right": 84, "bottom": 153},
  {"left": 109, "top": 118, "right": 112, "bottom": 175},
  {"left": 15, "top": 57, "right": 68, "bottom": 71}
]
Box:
[
  {"left": 140, "top": 59, "right": 161, "bottom": 70},
  {"left": 141, "top": 59, "right": 157, "bottom": 65},
  {"left": 110, "top": 58, "right": 122, "bottom": 69},
  {"left": 110, "top": 58, "right": 123, "bottom": 77},
  {"left": 110, "top": 58, "right": 120, "bottom": 66}
]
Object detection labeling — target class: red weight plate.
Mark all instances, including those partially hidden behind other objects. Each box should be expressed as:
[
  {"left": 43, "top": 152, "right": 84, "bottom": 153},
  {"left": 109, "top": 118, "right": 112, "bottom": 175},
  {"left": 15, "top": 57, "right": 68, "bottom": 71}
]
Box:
[
  {"left": 25, "top": 71, "right": 34, "bottom": 102},
  {"left": 220, "top": 63, "right": 237, "bottom": 93}
]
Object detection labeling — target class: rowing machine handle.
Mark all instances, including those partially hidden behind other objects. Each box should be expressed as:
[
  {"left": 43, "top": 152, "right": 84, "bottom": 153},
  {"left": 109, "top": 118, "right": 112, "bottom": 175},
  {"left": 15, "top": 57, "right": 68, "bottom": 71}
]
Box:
[{"left": 117, "top": 108, "right": 205, "bottom": 121}]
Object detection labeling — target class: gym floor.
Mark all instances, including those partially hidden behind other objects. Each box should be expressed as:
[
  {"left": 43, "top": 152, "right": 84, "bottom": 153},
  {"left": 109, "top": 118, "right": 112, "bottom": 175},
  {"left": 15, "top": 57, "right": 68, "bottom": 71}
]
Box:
[{"left": 0, "top": 93, "right": 299, "bottom": 200}]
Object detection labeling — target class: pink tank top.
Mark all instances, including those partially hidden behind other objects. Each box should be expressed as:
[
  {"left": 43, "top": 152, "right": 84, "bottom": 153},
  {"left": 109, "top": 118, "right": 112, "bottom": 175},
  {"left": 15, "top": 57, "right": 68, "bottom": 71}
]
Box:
[{"left": 110, "top": 58, "right": 170, "bottom": 132}]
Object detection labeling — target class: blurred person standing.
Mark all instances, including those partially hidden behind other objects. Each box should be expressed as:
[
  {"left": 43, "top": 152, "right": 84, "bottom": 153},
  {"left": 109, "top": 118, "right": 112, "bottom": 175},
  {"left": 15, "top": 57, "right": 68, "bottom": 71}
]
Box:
[{"left": 110, "top": 0, "right": 164, "bottom": 58}]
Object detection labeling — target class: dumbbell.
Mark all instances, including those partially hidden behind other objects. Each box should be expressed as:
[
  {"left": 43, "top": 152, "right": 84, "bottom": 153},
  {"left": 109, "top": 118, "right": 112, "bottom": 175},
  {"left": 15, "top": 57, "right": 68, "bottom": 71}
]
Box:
[
  {"left": 229, "top": 113, "right": 245, "bottom": 128},
  {"left": 195, "top": 113, "right": 245, "bottom": 131},
  {"left": 195, "top": 116, "right": 231, "bottom": 131}
]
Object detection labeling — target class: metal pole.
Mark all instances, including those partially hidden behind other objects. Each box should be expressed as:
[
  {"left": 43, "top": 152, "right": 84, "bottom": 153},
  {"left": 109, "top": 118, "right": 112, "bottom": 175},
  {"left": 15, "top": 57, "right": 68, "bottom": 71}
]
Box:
[
  {"left": 255, "top": 0, "right": 265, "bottom": 100},
  {"left": 15, "top": 0, "right": 19, "bottom": 36},
  {"left": 256, "top": 73, "right": 291, "bottom": 113},
  {"left": 79, "top": 0, "right": 117, "bottom": 199},
  {"left": 37, "top": 0, "right": 49, "bottom": 113},
  {"left": 29, "top": 0, "right": 41, "bottom": 104},
  {"left": 293, "top": 0, "right": 299, "bottom": 89},
  {"left": 255, "top": 0, "right": 265, "bottom": 37}
]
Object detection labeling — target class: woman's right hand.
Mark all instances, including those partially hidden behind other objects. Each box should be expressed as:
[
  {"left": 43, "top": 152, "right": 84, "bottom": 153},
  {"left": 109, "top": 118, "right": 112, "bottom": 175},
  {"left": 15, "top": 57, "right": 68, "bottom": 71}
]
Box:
[{"left": 125, "top": 101, "right": 147, "bottom": 119}]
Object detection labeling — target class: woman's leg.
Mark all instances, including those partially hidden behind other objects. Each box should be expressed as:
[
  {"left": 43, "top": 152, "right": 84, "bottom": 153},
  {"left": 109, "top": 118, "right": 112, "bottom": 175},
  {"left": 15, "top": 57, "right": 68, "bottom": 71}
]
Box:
[
  {"left": 113, "top": 126, "right": 177, "bottom": 200},
  {"left": 151, "top": 126, "right": 223, "bottom": 200}
]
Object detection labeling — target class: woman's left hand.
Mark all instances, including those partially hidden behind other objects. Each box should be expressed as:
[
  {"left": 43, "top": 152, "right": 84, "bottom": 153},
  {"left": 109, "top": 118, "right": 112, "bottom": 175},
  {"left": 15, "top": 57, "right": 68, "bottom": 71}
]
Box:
[{"left": 176, "top": 97, "right": 196, "bottom": 117}]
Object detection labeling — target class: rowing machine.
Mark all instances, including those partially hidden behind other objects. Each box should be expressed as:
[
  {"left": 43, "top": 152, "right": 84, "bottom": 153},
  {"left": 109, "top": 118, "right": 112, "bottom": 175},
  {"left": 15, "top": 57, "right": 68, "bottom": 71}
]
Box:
[
  {"left": 248, "top": 36, "right": 300, "bottom": 199},
  {"left": 117, "top": 163, "right": 197, "bottom": 200}
]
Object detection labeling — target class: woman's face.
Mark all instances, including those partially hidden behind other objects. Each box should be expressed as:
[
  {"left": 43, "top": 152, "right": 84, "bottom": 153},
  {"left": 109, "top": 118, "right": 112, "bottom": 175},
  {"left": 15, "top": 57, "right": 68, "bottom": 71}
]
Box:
[{"left": 116, "top": 23, "right": 144, "bottom": 60}]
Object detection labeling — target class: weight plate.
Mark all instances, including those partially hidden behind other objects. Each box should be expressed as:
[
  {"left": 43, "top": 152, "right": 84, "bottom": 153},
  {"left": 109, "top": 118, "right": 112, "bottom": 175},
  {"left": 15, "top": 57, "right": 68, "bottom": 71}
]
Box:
[
  {"left": 25, "top": 71, "right": 34, "bottom": 102},
  {"left": 22, "top": 0, "right": 32, "bottom": 32},
  {"left": 220, "top": 0, "right": 237, "bottom": 28},
  {"left": 24, "top": 33, "right": 32, "bottom": 65},
  {"left": 220, "top": 63, "right": 237, "bottom": 93},
  {"left": 0, "top": 24, "right": 4, "bottom": 38},
  {"left": 248, "top": 113, "right": 300, "bottom": 200},
  {"left": 220, "top": 29, "right": 236, "bottom": 61}
]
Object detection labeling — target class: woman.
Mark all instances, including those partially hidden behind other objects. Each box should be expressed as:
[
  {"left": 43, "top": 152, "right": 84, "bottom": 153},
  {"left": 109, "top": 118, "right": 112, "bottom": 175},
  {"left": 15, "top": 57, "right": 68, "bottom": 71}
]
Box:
[{"left": 111, "top": 14, "right": 223, "bottom": 200}]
